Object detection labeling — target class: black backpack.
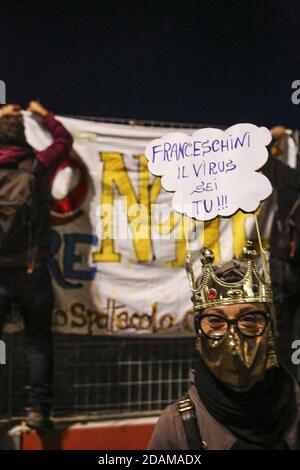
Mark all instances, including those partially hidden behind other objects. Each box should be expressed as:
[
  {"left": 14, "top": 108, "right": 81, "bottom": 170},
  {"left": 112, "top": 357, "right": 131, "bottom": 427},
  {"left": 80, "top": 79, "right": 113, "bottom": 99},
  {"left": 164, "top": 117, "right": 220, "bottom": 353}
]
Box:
[
  {"left": 277, "top": 197, "right": 300, "bottom": 265},
  {"left": 0, "top": 154, "right": 44, "bottom": 270}
]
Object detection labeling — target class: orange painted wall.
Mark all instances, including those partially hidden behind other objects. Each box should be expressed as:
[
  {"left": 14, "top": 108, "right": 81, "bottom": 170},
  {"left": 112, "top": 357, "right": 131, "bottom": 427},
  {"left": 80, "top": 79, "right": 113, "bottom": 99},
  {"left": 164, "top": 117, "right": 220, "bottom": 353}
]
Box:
[{"left": 22, "top": 421, "right": 157, "bottom": 450}]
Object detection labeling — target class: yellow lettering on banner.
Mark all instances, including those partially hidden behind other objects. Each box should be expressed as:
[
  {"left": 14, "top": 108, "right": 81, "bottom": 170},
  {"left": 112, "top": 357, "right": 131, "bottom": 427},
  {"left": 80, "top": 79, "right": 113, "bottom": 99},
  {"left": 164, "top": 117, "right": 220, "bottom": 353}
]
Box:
[
  {"left": 92, "top": 153, "right": 153, "bottom": 263},
  {"left": 161, "top": 217, "right": 221, "bottom": 267},
  {"left": 231, "top": 209, "right": 262, "bottom": 257},
  {"left": 163, "top": 216, "right": 192, "bottom": 268},
  {"left": 150, "top": 177, "right": 189, "bottom": 267},
  {"left": 203, "top": 218, "right": 221, "bottom": 262},
  {"left": 92, "top": 152, "right": 262, "bottom": 266},
  {"left": 173, "top": 218, "right": 220, "bottom": 267},
  {"left": 150, "top": 178, "right": 178, "bottom": 234},
  {"left": 150, "top": 177, "right": 221, "bottom": 267}
]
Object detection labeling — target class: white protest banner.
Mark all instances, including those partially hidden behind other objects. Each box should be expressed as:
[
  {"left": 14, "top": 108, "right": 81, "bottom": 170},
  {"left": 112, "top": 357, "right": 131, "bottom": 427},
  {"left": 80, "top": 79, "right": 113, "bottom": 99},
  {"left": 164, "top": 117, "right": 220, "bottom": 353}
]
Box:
[
  {"left": 5, "top": 116, "right": 290, "bottom": 336},
  {"left": 145, "top": 124, "right": 272, "bottom": 221}
]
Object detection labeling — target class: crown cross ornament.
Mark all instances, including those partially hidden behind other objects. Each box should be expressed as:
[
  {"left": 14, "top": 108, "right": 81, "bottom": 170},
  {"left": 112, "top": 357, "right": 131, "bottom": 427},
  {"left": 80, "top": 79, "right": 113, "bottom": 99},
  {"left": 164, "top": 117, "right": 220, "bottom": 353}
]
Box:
[{"left": 185, "top": 241, "right": 272, "bottom": 311}]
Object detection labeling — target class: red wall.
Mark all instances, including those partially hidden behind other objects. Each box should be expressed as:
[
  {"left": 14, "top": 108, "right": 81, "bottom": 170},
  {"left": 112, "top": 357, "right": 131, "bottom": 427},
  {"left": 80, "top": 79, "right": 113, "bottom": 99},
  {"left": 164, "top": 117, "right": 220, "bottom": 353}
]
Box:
[{"left": 22, "top": 419, "right": 157, "bottom": 450}]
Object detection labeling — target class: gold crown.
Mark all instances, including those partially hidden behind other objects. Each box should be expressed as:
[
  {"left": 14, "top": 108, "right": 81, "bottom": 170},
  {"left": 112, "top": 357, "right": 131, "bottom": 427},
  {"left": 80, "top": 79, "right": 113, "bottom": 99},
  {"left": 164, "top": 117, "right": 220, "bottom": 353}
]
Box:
[{"left": 185, "top": 241, "right": 273, "bottom": 311}]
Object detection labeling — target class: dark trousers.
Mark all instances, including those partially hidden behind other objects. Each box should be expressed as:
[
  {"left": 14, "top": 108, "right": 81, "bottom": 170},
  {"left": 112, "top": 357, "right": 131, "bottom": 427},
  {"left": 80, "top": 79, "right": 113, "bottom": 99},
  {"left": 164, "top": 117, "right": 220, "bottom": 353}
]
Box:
[
  {"left": 270, "top": 258, "right": 300, "bottom": 382},
  {"left": 0, "top": 264, "right": 54, "bottom": 415}
]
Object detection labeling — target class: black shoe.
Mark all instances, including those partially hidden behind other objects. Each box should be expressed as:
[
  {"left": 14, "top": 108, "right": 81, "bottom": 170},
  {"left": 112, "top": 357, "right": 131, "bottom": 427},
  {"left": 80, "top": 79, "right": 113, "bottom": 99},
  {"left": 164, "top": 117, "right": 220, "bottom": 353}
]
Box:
[{"left": 25, "top": 410, "right": 53, "bottom": 431}]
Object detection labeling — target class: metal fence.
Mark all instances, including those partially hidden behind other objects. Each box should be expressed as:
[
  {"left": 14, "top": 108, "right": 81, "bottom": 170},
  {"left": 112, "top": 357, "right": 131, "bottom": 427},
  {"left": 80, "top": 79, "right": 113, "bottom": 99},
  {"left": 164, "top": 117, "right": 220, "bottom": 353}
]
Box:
[
  {"left": 0, "top": 332, "right": 196, "bottom": 421},
  {"left": 2, "top": 119, "right": 296, "bottom": 424},
  {"left": 0, "top": 117, "right": 201, "bottom": 424}
]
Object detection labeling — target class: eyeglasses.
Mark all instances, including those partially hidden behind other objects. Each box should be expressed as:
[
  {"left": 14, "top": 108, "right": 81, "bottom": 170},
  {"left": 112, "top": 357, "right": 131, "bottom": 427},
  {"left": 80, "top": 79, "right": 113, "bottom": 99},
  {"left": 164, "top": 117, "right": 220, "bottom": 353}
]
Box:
[{"left": 198, "top": 311, "right": 269, "bottom": 339}]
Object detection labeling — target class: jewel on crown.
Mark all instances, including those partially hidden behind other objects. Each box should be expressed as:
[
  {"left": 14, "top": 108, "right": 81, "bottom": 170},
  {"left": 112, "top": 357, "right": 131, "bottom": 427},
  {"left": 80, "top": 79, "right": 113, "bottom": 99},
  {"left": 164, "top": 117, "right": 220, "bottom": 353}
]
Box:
[{"left": 185, "top": 241, "right": 272, "bottom": 311}]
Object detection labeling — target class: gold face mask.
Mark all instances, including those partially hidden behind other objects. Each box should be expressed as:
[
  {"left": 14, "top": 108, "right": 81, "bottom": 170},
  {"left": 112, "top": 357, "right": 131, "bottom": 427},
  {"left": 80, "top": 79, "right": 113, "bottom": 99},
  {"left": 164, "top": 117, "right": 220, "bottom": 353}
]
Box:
[{"left": 196, "top": 309, "right": 278, "bottom": 392}]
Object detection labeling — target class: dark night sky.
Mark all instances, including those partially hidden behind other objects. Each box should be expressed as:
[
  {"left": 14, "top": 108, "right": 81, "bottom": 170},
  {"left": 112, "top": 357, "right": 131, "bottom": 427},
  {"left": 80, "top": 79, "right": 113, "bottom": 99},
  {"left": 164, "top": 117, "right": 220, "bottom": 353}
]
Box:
[{"left": 1, "top": 0, "right": 300, "bottom": 128}]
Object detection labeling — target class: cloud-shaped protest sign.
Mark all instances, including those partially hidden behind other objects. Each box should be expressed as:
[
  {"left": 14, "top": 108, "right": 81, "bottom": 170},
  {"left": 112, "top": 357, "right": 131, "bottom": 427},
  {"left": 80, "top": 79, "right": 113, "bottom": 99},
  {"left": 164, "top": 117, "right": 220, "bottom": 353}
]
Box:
[{"left": 145, "top": 124, "right": 272, "bottom": 221}]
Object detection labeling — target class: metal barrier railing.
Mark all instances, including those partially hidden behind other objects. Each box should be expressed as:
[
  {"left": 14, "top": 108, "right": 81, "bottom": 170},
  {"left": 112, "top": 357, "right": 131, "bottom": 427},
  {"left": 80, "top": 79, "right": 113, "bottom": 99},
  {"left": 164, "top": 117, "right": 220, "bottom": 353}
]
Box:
[{"left": 1, "top": 333, "right": 196, "bottom": 421}]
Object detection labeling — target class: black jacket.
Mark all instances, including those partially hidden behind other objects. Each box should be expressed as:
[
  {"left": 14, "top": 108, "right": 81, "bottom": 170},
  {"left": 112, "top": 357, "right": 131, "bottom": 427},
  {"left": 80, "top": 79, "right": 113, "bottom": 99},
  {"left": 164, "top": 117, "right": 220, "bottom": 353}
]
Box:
[{"left": 262, "top": 155, "right": 300, "bottom": 254}]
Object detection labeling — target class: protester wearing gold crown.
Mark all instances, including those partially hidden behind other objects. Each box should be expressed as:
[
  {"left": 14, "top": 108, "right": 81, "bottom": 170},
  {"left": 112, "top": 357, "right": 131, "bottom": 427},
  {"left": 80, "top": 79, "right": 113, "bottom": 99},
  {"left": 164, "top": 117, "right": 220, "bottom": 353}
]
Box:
[
  {"left": 149, "top": 243, "right": 300, "bottom": 450},
  {"left": 145, "top": 125, "right": 300, "bottom": 450}
]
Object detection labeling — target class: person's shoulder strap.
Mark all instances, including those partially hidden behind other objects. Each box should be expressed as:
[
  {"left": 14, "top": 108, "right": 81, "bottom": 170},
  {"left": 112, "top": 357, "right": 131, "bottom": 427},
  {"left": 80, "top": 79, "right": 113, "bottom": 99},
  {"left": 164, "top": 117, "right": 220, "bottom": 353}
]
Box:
[{"left": 177, "top": 395, "right": 205, "bottom": 450}]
